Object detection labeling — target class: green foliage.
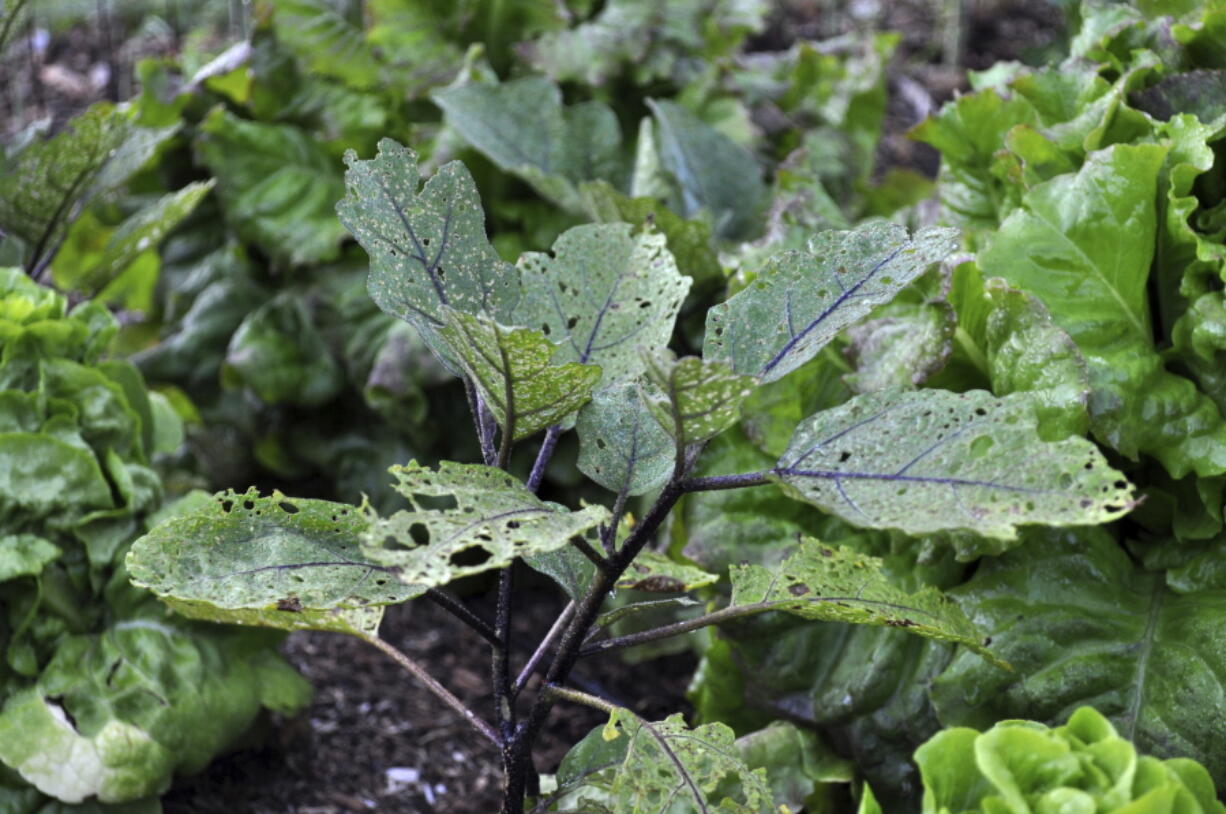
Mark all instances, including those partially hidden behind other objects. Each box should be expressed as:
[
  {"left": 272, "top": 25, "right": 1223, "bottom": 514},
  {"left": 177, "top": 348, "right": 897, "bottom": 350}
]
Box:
[{"left": 0, "top": 273, "right": 308, "bottom": 808}]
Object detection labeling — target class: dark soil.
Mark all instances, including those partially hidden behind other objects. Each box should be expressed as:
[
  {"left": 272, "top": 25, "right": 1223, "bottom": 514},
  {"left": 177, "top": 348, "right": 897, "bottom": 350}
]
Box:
[{"left": 162, "top": 578, "right": 698, "bottom": 813}]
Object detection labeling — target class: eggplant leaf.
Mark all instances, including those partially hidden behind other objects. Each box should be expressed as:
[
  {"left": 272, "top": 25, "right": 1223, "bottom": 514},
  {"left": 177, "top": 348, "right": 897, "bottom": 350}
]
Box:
[
  {"left": 364, "top": 461, "right": 608, "bottom": 588},
  {"left": 439, "top": 308, "right": 601, "bottom": 441},
  {"left": 772, "top": 389, "right": 1135, "bottom": 539},
  {"left": 336, "top": 139, "right": 519, "bottom": 360},
  {"left": 642, "top": 350, "right": 756, "bottom": 449},
  {"left": 728, "top": 540, "right": 1003, "bottom": 667},
  {"left": 126, "top": 489, "right": 411, "bottom": 636},
  {"left": 514, "top": 222, "right": 690, "bottom": 386},
  {"left": 576, "top": 384, "right": 673, "bottom": 496},
  {"left": 705, "top": 222, "right": 957, "bottom": 383}
]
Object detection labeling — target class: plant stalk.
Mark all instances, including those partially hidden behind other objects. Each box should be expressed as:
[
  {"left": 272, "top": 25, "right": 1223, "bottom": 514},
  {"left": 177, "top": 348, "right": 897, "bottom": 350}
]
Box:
[
  {"left": 526, "top": 425, "right": 561, "bottom": 493},
  {"left": 424, "top": 588, "right": 499, "bottom": 647},
  {"left": 360, "top": 633, "right": 499, "bottom": 746},
  {"left": 512, "top": 601, "right": 574, "bottom": 697}
]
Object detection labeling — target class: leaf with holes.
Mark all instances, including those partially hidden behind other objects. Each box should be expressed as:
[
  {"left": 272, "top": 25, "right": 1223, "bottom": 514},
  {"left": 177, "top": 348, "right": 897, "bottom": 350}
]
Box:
[
  {"left": 772, "top": 389, "right": 1135, "bottom": 540},
  {"left": 544, "top": 709, "right": 773, "bottom": 813},
  {"left": 514, "top": 222, "right": 690, "bottom": 387},
  {"left": 704, "top": 222, "right": 957, "bottom": 383},
  {"left": 526, "top": 547, "right": 715, "bottom": 603},
  {"left": 576, "top": 384, "right": 673, "bottom": 496},
  {"left": 439, "top": 308, "right": 601, "bottom": 441},
  {"left": 728, "top": 539, "right": 1004, "bottom": 667},
  {"left": 126, "top": 489, "right": 416, "bottom": 636},
  {"left": 336, "top": 139, "right": 519, "bottom": 363},
  {"left": 364, "top": 461, "right": 609, "bottom": 588},
  {"left": 641, "top": 350, "right": 756, "bottom": 449}
]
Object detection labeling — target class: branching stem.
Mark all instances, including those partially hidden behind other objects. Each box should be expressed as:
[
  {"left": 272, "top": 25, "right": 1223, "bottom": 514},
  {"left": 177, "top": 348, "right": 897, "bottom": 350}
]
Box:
[
  {"left": 527, "top": 425, "right": 561, "bottom": 493},
  {"left": 424, "top": 588, "right": 499, "bottom": 647},
  {"left": 513, "top": 601, "right": 574, "bottom": 698}
]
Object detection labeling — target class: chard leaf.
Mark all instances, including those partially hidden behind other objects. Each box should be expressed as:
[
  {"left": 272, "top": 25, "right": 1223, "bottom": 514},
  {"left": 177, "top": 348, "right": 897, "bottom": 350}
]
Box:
[
  {"left": 514, "top": 222, "right": 690, "bottom": 385},
  {"left": 0, "top": 535, "right": 59, "bottom": 582},
  {"left": 932, "top": 528, "right": 1226, "bottom": 788},
  {"left": 439, "top": 308, "right": 601, "bottom": 441},
  {"left": 52, "top": 181, "right": 214, "bottom": 303},
  {"left": 981, "top": 278, "right": 1090, "bottom": 440},
  {"left": 545, "top": 710, "right": 773, "bottom": 813},
  {"left": 979, "top": 142, "right": 1226, "bottom": 479},
  {"left": 0, "top": 103, "right": 131, "bottom": 267},
  {"left": 433, "top": 77, "right": 623, "bottom": 212},
  {"left": 337, "top": 139, "right": 519, "bottom": 359},
  {"left": 705, "top": 222, "right": 957, "bottom": 383},
  {"left": 843, "top": 301, "right": 956, "bottom": 394},
  {"left": 270, "top": 0, "right": 381, "bottom": 90},
  {"left": 126, "top": 489, "right": 413, "bottom": 636},
  {"left": 196, "top": 109, "right": 347, "bottom": 266},
  {"left": 772, "top": 389, "right": 1135, "bottom": 540},
  {"left": 364, "top": 461, "right": 608, "bottom": 587},
  {"left": 728, "top": 540, "right": 1002, "bottom": 666},
  {"left": 576, "top": 384, "right": 673, "bottom": 496},
  {"left": 642, "top": 350, "right": 756, "bottom": 449},
  {"left": 647, "top": 98, "right": 769, "bottom": 241}
]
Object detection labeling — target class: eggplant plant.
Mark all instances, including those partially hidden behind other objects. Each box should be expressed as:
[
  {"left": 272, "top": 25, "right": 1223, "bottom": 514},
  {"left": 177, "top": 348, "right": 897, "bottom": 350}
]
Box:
[{"left": 126, "top": 141, "right": 1138, "bottom": 812}]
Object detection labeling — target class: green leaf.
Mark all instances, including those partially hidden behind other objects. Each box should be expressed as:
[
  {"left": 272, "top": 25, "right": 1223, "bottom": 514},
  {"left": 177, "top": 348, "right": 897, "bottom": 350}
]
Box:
[
  {"left": 0, "top": 104, "right": 131, "bottom": 267},
  {"left": 0, "top": 432, "right": 114, "bottom": 525},
  {"left": 52, "top": 182, "right": 213, "bottom": 306},
  {"left": 546, "top": 710, "right": 773, "bottom": 812},
  {"left": 126, "top": 488, "right": 413, "bottom": 636},
  {"left": 773, "top": 389, "right": 1135, "bottom": 540},
  {"left": 433, "top": 77, "right": 624, "bottom": 212},
  {"left": 979, "top": 142, "right": 1226, "bottom": 479},
  {"left": 527, "top": 546, "right": 714, "bottom": 604},
  {"left": 728, "top": 540, "right": 1002, "bottom": 666},
  {"left": 576, "top": 384, "right": 673, "bottom": 496},
  {"left": 0, "top": 535, "right": 59, "bottom": 582},
  {"left": 733, "top": 721, "right": 854, "bottom": 813},
  {"left": 932, "top": 527, "right": 1226, "bottom": 787},
  {"left": 981, "top": 278, "right": 1090, "bottom": 441},
  {"left": 647, "top": 98, "right": 768, "bottom": 241},
  {"left": 514, "top": 222, "right": 690, "bottom": 386},
  {"left": 336, "top": 139, "right": 519, "bottom": 359},
  {"left": 705, "top": 222, "right": 958, "bottom": 383},
  {"left": 642, "top": 350, "right": 755, "bottom": 449},
  {"left": 196, "top": 109, "right": 346, "bottom": 266},
  {"left": 843, "top": 300, "right": 956, "bottom": 394},
  {"left": 270, "top": 0, "right": 381, "bottom": 90},
  {"left": 364, "top": 461, "right": 608, "bottom": 588},
  {"left": 439, "top": 308, "right": 601, "bottom": 441},
  {"left": 223, "top": 294, "right": 345, "bottom": 407},
  {"left": 0, "top": 623, "right": 309, "bottom": 804}
]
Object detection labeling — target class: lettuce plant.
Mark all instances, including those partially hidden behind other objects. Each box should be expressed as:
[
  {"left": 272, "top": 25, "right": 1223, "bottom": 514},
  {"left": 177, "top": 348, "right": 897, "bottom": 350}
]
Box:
[
  {"left": 125, "top": 142, "right": 1140, "bottom": 813},
  {"left": 0, "top": 271, "right": 310, "bottom": 812}
]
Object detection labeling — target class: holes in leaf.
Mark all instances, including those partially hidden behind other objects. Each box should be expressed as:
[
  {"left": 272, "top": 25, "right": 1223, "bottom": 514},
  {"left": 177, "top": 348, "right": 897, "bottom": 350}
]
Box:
[
  {"left": 838, "top": 451, "right": 851, "bottom": 463},
  {"left": 408, "top": 523, "right": 430, "bottom": 546},
  {"left": 279, "top": 501, "right": 299, "bottom": 514},
  {"left": 566, "top": 316, "right": 579, "bottom": 330},
  {"left": 221, "top": 499, "right": 234, "bottom": 513},
  {"left": 449, "top": 547, "right": 492, "bottom": 568},
  {"left": 596, "top": 438, "right": 607, "bottom": 449},
  {"left": 541, "top": 324, "right": 551, "bottom": 336}
]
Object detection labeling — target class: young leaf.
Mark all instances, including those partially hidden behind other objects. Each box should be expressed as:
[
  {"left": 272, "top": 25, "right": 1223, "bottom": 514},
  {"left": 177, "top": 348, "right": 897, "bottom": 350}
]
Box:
[
  {"left": 526, "top": 547, "right": 715, "bottom": 603},
  {"left": 772, "top": 389, "right": 1135, "bottom": 540},
  {"left": 647, "top": 98, "right": 769, "bottom": 241},
  {"left": 432, "top": 77, "right": 623, "bottom": 212},
  {"left": 642, "top": 350, "right": 756, "bottom": 449},
  {"left": 271, "top": 0, "right": 382, "bottom": 90},
  {"left": 439, "top": 308, "right": 602, "bottom": 441},
  {"left": 126, "top": 489, "right": 414, "bottom": 636},
  {"left": 728, "top": 540, "right": 1003, "bottom": 667},
  {"left": 364, "top": 461, "right": 609, "bottom": 587},
  {"left": 576, "top": 384, "right": 673, "bottom": 496},
  {"left": 514, "top": 222, "right": 690, "bottom": 386},
  {"left": 544, "top": 710, "right": 773, "bottom": 813},
  {"left": 196, "top": 109, "right": 347, "bottom": 266},
  {"left": 336, "top": 139, "right": 519, "bottom": 358},
  {"left": 704, "top": 222, "right": 958, "bottom": 383}
]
